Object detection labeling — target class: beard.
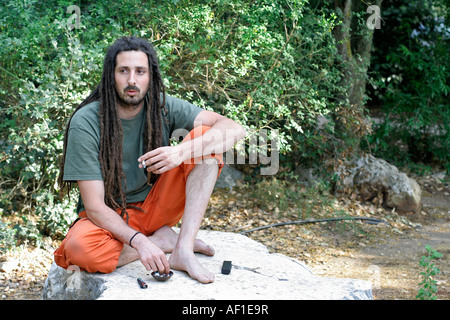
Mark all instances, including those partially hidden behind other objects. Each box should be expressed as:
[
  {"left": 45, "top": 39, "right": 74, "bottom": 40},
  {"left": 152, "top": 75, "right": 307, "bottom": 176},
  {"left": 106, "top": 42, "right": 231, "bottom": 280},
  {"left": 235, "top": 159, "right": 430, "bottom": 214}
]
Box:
[{"left": 115, "top": 85, "right": 148, "bottom": 108}]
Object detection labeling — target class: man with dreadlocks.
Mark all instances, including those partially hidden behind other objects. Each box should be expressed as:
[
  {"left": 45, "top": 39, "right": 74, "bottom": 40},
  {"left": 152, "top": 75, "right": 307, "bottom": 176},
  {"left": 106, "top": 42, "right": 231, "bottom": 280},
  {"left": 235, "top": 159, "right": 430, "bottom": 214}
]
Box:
[{"left": 54, "top": 36, "right": 246, "bottom": 283}]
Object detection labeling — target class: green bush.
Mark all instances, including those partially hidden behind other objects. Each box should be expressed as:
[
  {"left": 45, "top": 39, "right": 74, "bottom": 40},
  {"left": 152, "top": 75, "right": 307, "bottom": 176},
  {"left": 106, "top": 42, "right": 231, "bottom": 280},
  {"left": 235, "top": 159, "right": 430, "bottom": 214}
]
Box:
[
  {"left": 416, "top": 245, "right": 443, "bottom": 300},
  {"left": 0, "top": 221, "right": 17, "bottom": 254},
  {"left": 365, "top": 0, "right": 449, "bottom": 171},
  {"left": 0, "top": 0, "right": 344, "bottom": 242},
  {"left": 153, "top": 0, "right": 343, "bottom": 163},
  {"left": 0, "top": 0, "right": 122, "bottom": 241}
]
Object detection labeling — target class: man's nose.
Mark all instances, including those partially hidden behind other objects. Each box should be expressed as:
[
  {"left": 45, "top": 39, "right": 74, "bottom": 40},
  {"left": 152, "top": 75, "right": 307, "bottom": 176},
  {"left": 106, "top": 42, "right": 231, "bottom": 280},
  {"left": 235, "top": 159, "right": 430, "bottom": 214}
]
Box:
[{"left": 128, "top": 71, "right": 136, "bottom": 85}]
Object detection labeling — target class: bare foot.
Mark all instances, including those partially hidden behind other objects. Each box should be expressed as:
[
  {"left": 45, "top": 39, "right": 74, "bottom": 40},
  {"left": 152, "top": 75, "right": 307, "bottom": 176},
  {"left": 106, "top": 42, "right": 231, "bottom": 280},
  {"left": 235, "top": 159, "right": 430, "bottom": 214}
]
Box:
[
  {"left": 169, "top": 248, "right": 215, "bottom": 283},
  {"left": 150, "top": 226, "right": 215, "bottom": 256}
]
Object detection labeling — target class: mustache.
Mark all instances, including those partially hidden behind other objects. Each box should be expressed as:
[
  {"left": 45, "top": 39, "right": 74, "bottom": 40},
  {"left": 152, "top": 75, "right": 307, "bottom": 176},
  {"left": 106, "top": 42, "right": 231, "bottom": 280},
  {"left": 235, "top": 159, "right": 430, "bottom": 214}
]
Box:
[{"left": 124, "top": 86, "right": 140, "bottom": 91}]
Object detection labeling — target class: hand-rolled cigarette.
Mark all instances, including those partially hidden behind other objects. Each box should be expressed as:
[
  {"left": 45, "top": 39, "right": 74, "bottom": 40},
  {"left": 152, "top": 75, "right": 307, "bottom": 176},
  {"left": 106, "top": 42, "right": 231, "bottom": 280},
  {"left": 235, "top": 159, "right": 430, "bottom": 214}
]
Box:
[{"left": 142, "top": 160, "right": 146, "bottom": 169}]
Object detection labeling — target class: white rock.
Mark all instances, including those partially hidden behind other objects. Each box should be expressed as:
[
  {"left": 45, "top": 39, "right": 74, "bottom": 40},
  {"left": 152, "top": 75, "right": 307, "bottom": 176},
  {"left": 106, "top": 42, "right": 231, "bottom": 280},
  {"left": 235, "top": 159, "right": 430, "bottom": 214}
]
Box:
[{"left": 43, "top": 229, "right": 372, "bottom": 300}]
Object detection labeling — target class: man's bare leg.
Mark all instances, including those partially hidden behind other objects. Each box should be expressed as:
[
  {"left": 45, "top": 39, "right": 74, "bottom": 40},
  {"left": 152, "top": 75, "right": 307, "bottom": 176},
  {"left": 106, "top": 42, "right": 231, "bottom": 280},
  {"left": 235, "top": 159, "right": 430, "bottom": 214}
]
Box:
[
  {"left": 169, "top": 160, "right": 219, "bottom": 283},
  {"left": 117, "top": 226, "right": 215, "bottom": 267}
]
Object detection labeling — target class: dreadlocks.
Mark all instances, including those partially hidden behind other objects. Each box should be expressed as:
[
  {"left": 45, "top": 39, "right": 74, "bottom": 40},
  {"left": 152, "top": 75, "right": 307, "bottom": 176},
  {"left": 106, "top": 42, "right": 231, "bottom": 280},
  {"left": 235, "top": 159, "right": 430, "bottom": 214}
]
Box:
[{"left": 58, "top": 36, "right": 167, "bottom": 216}]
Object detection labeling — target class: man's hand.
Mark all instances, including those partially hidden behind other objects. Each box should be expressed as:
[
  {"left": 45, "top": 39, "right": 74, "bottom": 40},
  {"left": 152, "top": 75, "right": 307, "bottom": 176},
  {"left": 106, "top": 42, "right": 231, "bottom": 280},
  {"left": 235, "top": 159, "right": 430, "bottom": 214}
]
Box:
[
  {"left": 138, "top": 145, "right": 186, "bottom": 174},
  {"left": 137, "top": 110, "right": 246, "bottom": 175},
  {"left": 132, "top": 233, "right": 171, "bottom": 274}
]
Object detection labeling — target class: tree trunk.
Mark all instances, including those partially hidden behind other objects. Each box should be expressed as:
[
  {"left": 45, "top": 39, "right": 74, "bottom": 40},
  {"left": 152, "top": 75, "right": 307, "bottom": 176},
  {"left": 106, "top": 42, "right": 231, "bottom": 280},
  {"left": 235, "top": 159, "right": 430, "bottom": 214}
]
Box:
[{"left": 332, "top": 0, "right": 383, "bottom": 154}]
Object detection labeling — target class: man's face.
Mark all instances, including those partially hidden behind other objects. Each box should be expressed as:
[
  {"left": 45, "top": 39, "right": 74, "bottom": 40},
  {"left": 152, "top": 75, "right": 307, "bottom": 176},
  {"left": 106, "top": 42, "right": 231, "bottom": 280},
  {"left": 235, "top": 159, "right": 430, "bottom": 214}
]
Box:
[{"left": 114, "top": 50, "right": 150, "bottom": 108}]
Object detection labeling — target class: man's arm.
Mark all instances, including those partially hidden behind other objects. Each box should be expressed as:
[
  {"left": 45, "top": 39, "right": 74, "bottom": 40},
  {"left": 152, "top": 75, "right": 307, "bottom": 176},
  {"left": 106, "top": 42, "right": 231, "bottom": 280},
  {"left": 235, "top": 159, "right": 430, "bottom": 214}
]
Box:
[
  {"left": 190, "top": 109, "right": 247, "bottom": 158},
  {"left": 139, "top": 110, "right": 246, "bottom": 174},
  {"left": 77, "top": 180, "right": 170, "bottom": 274}
]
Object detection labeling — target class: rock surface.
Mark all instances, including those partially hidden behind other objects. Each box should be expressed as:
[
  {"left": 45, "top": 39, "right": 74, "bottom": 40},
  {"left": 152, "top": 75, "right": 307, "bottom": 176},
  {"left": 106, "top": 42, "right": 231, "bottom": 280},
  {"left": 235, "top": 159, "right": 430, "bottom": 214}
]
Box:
[
  {"left": 43, "top": 229, "right": 372, "bottom": 300},
  {"left": 337, "top": 154, "right": 422, "bottom": 214}
]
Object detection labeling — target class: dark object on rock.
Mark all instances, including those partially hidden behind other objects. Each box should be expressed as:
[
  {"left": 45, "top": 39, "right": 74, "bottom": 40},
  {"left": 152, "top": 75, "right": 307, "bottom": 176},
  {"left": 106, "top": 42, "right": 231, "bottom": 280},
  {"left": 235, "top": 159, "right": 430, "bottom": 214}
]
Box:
[
  {"left": 221, "top": 261, "right": 232, "bottom": 275},
  {"left": 137, "top": 278, "right": 148, "bottom": 289}
]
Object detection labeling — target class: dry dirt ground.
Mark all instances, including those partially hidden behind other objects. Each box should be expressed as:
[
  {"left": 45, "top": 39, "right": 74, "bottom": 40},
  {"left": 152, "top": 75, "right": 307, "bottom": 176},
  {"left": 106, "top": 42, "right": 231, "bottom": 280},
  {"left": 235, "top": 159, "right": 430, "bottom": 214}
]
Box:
[
  {"left": 1, "top": 170, "right": 449, "bottom": 300},
  {"left": 204, "top": 170, "right": 450, "bottom": 300}
]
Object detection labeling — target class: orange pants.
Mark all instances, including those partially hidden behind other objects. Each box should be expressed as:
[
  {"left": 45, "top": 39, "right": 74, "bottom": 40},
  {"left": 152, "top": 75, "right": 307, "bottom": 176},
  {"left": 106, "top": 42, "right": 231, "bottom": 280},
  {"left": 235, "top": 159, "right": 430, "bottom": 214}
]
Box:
[{"left": 54, "top": 126, "right": 223, "bottom": 273}]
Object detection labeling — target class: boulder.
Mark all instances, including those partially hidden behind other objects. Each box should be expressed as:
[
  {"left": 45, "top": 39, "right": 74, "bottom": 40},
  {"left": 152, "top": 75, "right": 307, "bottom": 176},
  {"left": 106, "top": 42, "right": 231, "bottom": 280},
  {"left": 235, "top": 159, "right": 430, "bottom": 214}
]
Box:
[
  {"left": 337, "top": 154, "right": 421, "bottom": 214},
  {"left": 43, "top": 229, "right": 372, "bottom": 300},
  {"left": 214, "top": 164, "right": 244, "bottom": 189}
]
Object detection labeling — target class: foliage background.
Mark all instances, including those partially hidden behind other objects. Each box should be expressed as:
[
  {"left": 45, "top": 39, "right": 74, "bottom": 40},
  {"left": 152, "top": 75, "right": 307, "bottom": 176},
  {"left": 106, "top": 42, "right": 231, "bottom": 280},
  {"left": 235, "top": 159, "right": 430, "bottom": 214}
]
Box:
[
  {"left": 0, "top": 0, "right": 448, "bottom": 251},
  {"left": 365, "top": 0, "right": 449, "bottom": 171}
]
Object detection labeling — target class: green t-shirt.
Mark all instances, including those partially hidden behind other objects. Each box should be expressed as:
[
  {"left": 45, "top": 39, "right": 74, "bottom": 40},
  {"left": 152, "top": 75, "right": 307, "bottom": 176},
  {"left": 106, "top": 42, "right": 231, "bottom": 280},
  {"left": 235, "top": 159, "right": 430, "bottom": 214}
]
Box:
[{"left": 63, "top": 94, "right": 203, "bottom": 213}]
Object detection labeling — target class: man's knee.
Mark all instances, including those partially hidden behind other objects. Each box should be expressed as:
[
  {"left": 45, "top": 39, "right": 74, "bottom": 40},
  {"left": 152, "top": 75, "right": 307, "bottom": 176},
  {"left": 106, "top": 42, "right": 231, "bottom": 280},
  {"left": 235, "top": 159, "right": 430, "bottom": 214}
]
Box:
[
  {"left": 64, "top": 237, "right": 121, "bottom": 273},
  {"left": 61, "top": 221, "right": 123, "bottom": 273}
]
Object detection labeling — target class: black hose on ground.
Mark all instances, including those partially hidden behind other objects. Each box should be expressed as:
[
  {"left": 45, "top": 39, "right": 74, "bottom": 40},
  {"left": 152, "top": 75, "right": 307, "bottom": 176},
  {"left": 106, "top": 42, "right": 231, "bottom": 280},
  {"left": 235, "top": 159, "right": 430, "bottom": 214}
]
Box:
[{"left": 238, "top": 216, "right": 390, "bottom": 235}]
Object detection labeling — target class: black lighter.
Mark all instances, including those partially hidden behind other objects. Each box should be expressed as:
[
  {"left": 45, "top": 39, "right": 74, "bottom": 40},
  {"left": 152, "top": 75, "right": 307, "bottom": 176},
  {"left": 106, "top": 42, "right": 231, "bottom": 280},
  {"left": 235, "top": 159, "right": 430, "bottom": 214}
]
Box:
[{"left": 221, "top": 261, "right": 232, "bottom": 275}]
